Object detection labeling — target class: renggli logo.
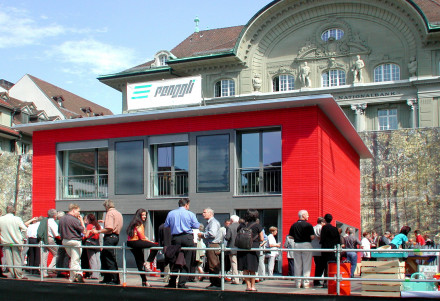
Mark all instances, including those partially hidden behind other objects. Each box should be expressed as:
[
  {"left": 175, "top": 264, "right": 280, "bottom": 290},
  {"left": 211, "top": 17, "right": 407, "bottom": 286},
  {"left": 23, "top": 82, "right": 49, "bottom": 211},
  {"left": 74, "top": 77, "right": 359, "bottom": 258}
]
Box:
[
  {"left": 132, "top": 84, "right": 152, "bottom": 99},
  {"left": 131, "top": 80, "right": 195, "bottom": 100},
  {"left": 154, "top": 79, "right": 195, "bottom": 98}
]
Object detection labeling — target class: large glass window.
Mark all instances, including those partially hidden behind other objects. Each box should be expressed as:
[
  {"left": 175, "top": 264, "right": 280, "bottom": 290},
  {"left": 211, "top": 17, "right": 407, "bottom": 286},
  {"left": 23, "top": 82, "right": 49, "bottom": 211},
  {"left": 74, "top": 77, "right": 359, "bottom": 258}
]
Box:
[
  {"left": 322, "top": 69, "right": 346, "bottom": 87},
  {"left": 215, "top": 79, "right": 235, "bottom": 97},
  {"left": 378, "top": 109, "right": 398, "bottom": 130},
  {"left": 152, "top": 143, "right": 188, "bottom": 197},
  {"left": 273, "top": 74, "right": 294, "bottom": 92},
  {"left": 237, "top": 129, "right": 281, "bottom": 195},
  {"left": 60, "top": 148, "right": 108, "bottom": 199},
  {"left": 197, "top": 134, "right": 230, "bottom": 192},
  {"left": 374, "top": 64, "right": 400, "bottom": 82},
  {"left": 115, "top": 140, "right": 144, "bottom": 195}
]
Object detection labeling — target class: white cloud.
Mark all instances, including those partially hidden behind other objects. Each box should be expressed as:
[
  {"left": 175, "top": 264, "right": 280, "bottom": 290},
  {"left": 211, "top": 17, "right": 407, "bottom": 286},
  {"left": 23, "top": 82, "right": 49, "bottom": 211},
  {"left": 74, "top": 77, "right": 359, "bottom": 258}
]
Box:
[
  {"left": 52, "top": 39, "right": 137, "bottom": 75},
  {"left": 0, "top": 8, "right": 65, "bottom": 48},
  {"left": 0, "top": 6, "right": 107, "bottom": 48}
]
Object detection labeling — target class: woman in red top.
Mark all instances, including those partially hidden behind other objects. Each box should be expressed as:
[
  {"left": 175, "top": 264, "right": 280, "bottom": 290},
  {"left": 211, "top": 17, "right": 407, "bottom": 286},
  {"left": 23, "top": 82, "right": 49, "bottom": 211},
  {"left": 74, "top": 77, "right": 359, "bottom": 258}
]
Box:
[
  {"left": 127, "top": 208, "right": 158, "bottom": 287},
  {"left": 84, "top": 214, "right": 101, "bottom": 279}
]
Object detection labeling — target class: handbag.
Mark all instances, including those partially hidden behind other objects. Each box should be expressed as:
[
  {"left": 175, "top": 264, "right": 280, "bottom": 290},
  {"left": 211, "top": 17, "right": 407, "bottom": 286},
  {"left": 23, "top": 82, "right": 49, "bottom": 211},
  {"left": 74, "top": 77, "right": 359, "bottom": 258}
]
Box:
[
  {"left": 156, "top": 250, "right": 165, "bottom": 263},
  {"left": 85, "top": 237, "right": 99, "bottom": 246}
]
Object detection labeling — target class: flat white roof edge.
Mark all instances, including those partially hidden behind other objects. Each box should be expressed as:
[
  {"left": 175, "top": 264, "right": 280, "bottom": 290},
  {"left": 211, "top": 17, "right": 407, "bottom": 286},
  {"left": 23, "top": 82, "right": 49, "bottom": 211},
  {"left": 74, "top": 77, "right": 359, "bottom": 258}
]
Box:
[{"left": 14, "top": 94, "right": 372, "bottom": 159}]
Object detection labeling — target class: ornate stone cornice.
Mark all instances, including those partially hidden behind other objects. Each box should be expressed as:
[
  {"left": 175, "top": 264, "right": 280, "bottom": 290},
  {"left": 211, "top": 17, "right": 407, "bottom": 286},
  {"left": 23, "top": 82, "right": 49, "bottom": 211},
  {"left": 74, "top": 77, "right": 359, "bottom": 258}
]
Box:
[{"left": 407, "top": 98, "right": 418, "bottom": 110}]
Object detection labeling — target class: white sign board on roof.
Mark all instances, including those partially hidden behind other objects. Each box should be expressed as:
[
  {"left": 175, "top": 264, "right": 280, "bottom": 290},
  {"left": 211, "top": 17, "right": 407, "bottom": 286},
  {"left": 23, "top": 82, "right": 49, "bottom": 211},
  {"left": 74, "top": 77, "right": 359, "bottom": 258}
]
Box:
[{"left": 127, "top": 76, "right": 202, "bottom": 111}]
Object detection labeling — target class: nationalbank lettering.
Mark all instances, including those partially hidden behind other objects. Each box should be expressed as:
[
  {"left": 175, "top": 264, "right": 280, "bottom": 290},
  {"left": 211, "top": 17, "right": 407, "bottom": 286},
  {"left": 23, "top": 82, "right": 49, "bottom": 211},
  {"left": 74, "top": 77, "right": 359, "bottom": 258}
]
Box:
[
  {"left": 154, "top": 79, "right": 195, "bottom": 98},
  {"left": 337, "top": 91, "right": 397, "bottom": 100}
]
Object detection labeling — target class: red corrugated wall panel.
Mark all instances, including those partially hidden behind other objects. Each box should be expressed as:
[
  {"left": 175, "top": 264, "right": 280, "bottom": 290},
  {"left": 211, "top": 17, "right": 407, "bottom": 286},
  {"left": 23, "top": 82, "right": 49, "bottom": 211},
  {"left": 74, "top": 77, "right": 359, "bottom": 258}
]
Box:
[
  {"left": 32, "top": 104, "right": 361, "bottom": 274},
  {"left": 317, "top": 109, "right": 360, "bottom": 230}
]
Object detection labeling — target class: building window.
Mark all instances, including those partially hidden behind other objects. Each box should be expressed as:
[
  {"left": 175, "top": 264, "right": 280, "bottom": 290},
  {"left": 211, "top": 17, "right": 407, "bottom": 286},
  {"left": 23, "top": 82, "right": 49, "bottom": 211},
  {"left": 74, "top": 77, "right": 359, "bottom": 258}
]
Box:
[
  {"left": 321, "top": 28, "right": 344, "bottom": 41},
  {"left": 151, "top": 143, "right": 188, "bottom": 197},
  {"left": 374, "top": 63, "right": 400, "bottom": 82},
  {"left": 196, "top": 134, "right": 230, "bottom": 192},
  {"left": 237, "top": 129, "right": 281, "bottom": 195},
  {"left": 159, "top": 54, "right": 167, "bottom": 66},
  {"left": 115, "top": 140, "right": 144, "bottom": 195},
  {"left": 21, "top": 143, "right": 30, "bottom": 154},
  {"left": 322, "top": 69, "right": 346, "bottom": 87},
  {"left": 214, "top": 79, "right": 235, "bottom": 97},
  {"left": 378, "top": 109, "right": 398, "bottom": 130},
  {"left": 21, "top": 112, "right": 29, "bottom": 124},
  {"left": 60, "top": 148, "right": 108, "bottom": 199},
  {"left": 273, "top": 74, "right": 294, "bottom": 92}
]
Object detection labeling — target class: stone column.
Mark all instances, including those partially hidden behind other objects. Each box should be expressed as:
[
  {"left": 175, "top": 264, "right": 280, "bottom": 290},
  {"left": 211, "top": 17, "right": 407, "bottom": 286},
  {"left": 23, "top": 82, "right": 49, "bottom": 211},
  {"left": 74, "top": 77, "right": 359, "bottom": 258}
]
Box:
[
  {"left": 351, "top": 103, "right": 367, "bottom": 131},
  {"left": 407, "top": 98, "right": 418, "bottom": 128}
]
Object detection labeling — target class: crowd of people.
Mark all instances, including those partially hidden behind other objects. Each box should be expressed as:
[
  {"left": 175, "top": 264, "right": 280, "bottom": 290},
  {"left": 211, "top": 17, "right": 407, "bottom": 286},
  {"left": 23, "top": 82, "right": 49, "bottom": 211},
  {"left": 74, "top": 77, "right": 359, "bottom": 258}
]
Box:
[
  {"left": 0, "top": 199, "right": 434, "bottom": 291},
  {"left": 0, "top": 201, "right": 123, "bottom": 284}
]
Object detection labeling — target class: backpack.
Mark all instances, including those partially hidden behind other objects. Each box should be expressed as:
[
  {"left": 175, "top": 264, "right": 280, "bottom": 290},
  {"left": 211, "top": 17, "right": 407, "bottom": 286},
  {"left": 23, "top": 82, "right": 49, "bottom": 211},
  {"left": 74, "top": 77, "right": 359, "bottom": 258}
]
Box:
[{"left": 234, "top": 222, "right": 257, "bottom": 249}]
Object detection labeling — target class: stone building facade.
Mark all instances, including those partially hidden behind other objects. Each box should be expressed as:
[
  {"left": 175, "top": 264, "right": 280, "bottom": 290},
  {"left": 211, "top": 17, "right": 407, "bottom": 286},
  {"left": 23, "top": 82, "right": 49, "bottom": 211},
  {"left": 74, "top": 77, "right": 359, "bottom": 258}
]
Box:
[{"left": 97, "top": 0, "right": 440, "bottom": 238}]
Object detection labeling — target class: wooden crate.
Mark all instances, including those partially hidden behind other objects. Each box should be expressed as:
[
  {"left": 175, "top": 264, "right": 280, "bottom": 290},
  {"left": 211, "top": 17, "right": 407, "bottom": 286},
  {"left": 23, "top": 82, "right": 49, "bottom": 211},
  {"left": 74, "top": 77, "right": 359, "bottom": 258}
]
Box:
[{"left": 361, "top": 260, "right": 405, "bottom": 297}]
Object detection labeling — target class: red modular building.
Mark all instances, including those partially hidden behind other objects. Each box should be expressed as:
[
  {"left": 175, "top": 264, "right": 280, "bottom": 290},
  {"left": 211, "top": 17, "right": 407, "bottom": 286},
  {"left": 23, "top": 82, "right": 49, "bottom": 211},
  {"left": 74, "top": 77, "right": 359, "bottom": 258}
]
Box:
[{"left": 16, "top": 94, "right": 371, "bottom": 272}]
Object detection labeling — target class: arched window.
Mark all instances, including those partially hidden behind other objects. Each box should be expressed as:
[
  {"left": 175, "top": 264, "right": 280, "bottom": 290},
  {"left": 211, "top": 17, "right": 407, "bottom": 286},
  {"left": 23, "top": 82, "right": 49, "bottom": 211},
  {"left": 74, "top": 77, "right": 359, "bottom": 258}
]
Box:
[
  {"left": 215, "top": 79, "right": 235, "bottom": 97},
  {"left": 374, "top": 63, "right": 400, "bottom": 82},
  {"left": 273, "top": 74, "right": 294, "bottom": 92},
  {"left": 322, "top": 69, "right": 346, "bottom": 87},
  {"left": 321, "top": 28, "right": 344, "bottom": 41}
]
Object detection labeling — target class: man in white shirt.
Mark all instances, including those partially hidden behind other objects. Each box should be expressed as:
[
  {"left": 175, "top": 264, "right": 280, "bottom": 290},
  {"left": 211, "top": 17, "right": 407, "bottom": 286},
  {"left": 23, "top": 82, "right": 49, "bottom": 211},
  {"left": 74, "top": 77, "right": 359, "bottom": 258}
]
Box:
[
  {"left": 198, "top": 208, "right": 221, "bottom": 288},
  {"left": 26, "top": 217, "right": 41, "bottom": 274},
  {"left": 361, "top": 232, "right": 371, "bottom": 260},
  {"left": 0, "top": 206, "right": 32, "bottom": 279},
  {"left": 42, "top": 209, "right": 60, "bottom": 276}
]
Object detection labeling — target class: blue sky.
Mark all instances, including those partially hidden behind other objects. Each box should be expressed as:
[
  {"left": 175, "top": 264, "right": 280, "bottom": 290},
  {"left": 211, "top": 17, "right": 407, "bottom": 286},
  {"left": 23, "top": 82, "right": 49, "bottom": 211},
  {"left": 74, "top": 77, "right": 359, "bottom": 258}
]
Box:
[{"left": 0, "top": 0, "right": 271, "bottom": 114}]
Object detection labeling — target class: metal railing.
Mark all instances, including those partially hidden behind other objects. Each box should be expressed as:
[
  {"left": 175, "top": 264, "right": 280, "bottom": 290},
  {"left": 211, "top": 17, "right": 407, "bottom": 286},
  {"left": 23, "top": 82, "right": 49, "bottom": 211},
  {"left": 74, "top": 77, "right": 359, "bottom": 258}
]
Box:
[
  {"left": 151, "top": 170, "right": 188, "bottom": 197},
  {"left": 236, "top": 166, "right": 281, "bottom": 195},
  {"left": 1, "top": 242, "right": 439, "bottom": 295},
  {"left": 60, "top": 174, "right": 108, "bottom": 199}
]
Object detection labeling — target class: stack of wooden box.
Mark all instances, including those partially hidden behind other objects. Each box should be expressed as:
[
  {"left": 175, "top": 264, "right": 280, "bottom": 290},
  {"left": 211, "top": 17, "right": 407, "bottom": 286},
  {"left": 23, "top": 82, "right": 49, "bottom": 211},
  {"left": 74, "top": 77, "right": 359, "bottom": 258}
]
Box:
[{"left": 361, "top": 260, "right": 405, "bottom": 297}]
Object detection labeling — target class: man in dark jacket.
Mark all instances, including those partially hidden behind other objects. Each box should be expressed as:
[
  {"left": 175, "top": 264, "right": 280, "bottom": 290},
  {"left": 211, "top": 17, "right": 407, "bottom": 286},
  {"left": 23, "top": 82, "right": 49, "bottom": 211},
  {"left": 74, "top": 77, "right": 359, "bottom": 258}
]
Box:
[
  {"left": 320, "top": 213, "right": 341, "bottom": 286},
  {"left": 224, "top": 215, "right": 240, "bottom": 285}
]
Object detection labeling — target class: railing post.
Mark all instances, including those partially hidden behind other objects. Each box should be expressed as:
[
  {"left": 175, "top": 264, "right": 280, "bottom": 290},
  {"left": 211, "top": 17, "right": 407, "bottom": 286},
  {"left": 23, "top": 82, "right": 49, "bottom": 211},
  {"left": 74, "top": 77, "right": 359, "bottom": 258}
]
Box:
[
  {"left": 39, "top": 241, "right": 44, "bottom": 281},
  {"left": 336, "top": 244, "right": 341, "bottom": 296},
  {"left": 122, "top": 243, "right": 127, "bottom": 286},
  {"left": 220, "top": 242, "right": 225, "bottom": 291}
]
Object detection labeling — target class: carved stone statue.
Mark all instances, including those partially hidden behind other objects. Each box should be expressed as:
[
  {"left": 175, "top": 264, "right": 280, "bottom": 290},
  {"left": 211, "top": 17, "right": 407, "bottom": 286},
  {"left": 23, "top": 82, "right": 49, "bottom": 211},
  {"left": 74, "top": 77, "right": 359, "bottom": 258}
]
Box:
[
  {"left": 352, "top": 55, "right": 365, "bottom": 83},
  {"left": 252, "top": 74, "right": 262, "bottom": 92},
  {"left": 408, "top": 56, "right": 417, "bottom": 77},
  {"left": 299, "top": 62, "right": 311, "bottom": 88},
  {"left": 328, "top": 58, "right": 337, "bottom": 69}
]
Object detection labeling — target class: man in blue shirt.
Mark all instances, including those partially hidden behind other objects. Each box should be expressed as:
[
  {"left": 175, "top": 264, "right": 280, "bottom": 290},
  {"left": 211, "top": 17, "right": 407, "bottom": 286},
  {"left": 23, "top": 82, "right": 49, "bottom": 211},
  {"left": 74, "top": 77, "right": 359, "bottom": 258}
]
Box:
[{"left": 164, "top": 198, "right": 199, "bottom": 288}]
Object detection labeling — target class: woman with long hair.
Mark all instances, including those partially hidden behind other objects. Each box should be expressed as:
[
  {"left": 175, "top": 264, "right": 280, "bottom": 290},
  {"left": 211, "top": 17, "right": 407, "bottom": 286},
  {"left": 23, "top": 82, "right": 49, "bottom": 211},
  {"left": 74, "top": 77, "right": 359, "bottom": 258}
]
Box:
[
  {"left": 84, "top": 213, "right": 101, "bottom": 279},
  {"left": 127, "top": 208, "right": 158, "bottom": 287},
  {"left": 237, "top": 209, "right": 264, "bottom": 292}
]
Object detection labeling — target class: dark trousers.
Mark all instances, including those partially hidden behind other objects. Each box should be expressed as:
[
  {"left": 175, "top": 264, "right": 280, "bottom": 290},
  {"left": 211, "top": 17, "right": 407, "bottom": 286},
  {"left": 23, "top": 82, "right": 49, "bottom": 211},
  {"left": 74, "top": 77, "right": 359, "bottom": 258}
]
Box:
[
  {"left": 27, "top": 238, "right": 40, "bottom": 274},
  {"left": 169, "top": 233, "right": 194, "bottom": 287},
  {"left": 313, "top": 255, "right": 325, "bottom": 281},
  {"left": 56, "top": 246, "right": 69, "bottom": 276},
  {"left": 206, "top": 243, "right": 221, "bottom": 287},
  {"left": 127, "top": 240, "right": 157, "bottom": 283},
  {"left": 101, "top": 234, "right": 119, "bottom": 283},
  {"left": 287, "top": 258, "right": 294, "bottom": 276},
  {"left": 322, "top": 252, "right": 336, "bottom": 278}
]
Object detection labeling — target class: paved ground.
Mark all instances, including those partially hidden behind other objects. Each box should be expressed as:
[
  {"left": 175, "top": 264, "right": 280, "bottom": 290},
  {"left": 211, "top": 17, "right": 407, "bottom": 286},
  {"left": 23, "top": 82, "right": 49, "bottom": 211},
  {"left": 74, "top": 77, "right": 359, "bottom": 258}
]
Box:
[{"left": 17, "top": 270, "right": 362, "bottom": 296}]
